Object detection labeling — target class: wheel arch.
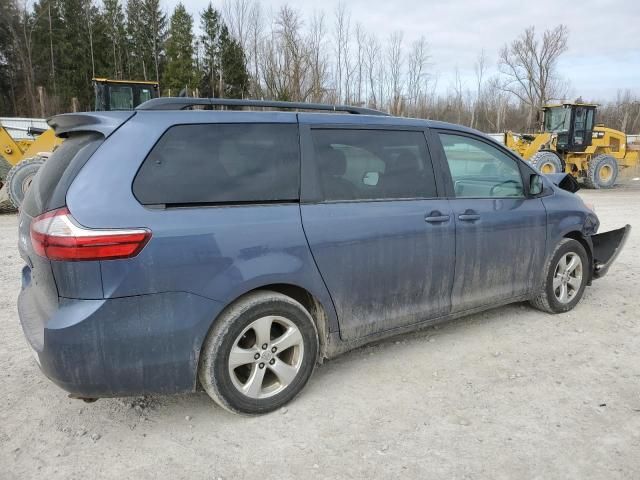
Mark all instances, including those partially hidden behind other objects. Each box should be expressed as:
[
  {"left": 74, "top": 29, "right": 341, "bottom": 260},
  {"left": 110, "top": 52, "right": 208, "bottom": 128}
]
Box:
[
  {"left": 200, "top": 282, "right": 335, "bottom": 366},
  {"left": 253, "top": 283, "right": 332, "bottom": 360}
]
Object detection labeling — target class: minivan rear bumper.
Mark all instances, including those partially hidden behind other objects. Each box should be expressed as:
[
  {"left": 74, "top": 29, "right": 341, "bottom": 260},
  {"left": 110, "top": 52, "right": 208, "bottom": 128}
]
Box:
[{"left": 18, "top": 288, "right": 223, "bottom": 398}]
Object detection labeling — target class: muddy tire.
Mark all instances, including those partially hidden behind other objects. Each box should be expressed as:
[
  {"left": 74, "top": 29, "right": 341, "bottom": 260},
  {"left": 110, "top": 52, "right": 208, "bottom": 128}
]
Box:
[
  {"left": 6, "top": 157, "right": 46, "bottom": 209},
  {"left": 199, "top": 290, "right": 319, "bottom": 415},
  {"left": 530, "top": 239, "right": 589, "bottom": 314},
  {"left": 530, "top": 151, "right": 563, "bottom": 174},
  {"left": 584, "top": 154, "right": 618, "bottom": 189},
  {"left": 0, "top": 156, "right": 11, "bottom": 183}
]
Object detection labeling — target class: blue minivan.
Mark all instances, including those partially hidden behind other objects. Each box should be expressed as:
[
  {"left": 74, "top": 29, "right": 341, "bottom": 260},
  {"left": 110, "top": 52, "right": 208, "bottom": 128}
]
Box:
[{"left": 17, "top": 98, "right": 629, "bottom": 414}]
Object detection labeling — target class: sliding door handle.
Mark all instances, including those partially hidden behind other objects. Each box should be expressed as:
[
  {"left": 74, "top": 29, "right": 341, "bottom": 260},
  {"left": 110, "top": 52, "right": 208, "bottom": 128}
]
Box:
[
  {"left": 425, "top": 212, "right": 450, "bottom": 223},
  {"left": 458, "top": 213, "right": 480, "bottom": 221}
]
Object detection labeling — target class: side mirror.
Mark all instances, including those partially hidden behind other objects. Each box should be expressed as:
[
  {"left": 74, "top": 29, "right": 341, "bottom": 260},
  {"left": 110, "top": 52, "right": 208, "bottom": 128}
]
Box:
[{"left": 529, "top": 174, "right": 544, "bottom": 196}]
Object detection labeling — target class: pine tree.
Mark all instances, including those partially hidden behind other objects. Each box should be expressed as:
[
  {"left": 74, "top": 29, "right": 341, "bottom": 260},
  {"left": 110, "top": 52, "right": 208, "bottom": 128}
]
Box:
[
  {"left": 0, "top": 0, "right": 20, "bottom": 114},
  {"left": 163, "top": 3, "right": 195, "bottom": 93},
  {"left": 30, "top": 0, "right": 64, "bottom": 102},
  {"left": 220, "top": 24, "right": 248, "bottom": 98},
  {"left": 43, "top": 0, "right": 104, "bottom": 110},
  {"left": 199, "top": 2, "right": 248, "bottom": 99},
  {"left": 141, "top": 0, "right": 166, "bottom": 83},
  {"left": 199, "top": 2, "right": 221, "bottom": 97},
  {"left": 103, "top": 0, "right": 127, "bottom": 79},
  {"left": 126, "top": 0, "right": 146, "bottom": 79}
]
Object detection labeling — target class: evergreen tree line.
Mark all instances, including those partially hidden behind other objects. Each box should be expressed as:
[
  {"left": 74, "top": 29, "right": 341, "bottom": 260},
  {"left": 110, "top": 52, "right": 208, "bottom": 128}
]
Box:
[
  {"left": 1, "top": 0, "right": 638, "bottom": 134},
  {"left": 0, "top": 0, "right": 249, "bottom": 116}
]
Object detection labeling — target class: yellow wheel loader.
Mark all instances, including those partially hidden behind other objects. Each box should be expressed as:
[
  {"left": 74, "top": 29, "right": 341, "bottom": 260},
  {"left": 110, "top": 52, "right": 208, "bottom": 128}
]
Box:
[
  {"left": 505, "top": 102, "right": 640, "bottom": 189},
  {"left": 0, "top": 78, "right": 159, "bottom": 209}
]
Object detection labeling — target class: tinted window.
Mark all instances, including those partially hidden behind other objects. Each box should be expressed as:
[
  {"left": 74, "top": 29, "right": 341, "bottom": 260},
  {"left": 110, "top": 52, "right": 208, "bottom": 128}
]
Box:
[
  {"left": 311, "top": 129, "right": 436, "bottom": 201},
  {"left": 22, "top": 133, "right": 103, "bottom": 217},
  {"left": 133, "top": 124, "right": 300, "bottom": 205},
  {"left": 439, "top": 133, "right": 524, "bottom": 198}
]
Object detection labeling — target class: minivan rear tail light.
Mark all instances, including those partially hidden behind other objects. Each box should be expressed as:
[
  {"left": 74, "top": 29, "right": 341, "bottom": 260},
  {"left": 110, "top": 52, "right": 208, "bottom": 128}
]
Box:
[{"left": 30, "top": 207, "right": 151, "bottom": 261}]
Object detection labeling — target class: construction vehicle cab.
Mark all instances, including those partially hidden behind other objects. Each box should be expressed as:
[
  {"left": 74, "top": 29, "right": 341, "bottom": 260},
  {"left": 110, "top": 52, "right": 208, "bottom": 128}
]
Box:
[
  {"left": 93, "top": 78, "right": 159, "bottom": 111},
  {"left": 543, "top": 103, "right": 596, "bottom": 152}
]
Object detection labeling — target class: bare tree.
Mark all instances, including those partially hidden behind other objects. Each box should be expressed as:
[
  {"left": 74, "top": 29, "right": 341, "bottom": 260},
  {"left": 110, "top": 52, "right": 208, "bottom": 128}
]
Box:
[
  {"left": 470, "top": 49, "right": 487, "bottom": 129},
  {"left": 223, "top": 0, "right": 252, "bottom": 51},
  {"left": 261, "top": 5, "right": 313, "bottom": 102},
  {"left": 451, "top": 66, "right": 465, "bottom": 124},
  {"left": 308, "top": 11, "right": 328, "bottom": 102},
  {"left": 498, "top": 25, "right": 569, "bottom": 130},
  {"left": 364, "top": 32, "right": 380, "bottom": 108},
  {"left": 406, "top": 36, "right": 430, "bottom": 110},
  {"left": 484, "top": 76, "right": 509, "bottom": 132},
  {"left": 247, "top": 1, "right": 263, "bottom": 97},
  {"left": 333, "top": 2, "right": 352, "bottom": 102},
  {"left": 354, "top": 22, "right": 365, "bottom": 105},
  {"left": 387, "top": 31, "right": 403, "bottom": 115}
]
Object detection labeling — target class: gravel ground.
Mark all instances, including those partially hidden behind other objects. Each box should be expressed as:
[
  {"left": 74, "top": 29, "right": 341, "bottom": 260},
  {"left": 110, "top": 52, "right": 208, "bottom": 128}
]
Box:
[{"left": 1, "top": 180, "right": 639, "bottom": 479}]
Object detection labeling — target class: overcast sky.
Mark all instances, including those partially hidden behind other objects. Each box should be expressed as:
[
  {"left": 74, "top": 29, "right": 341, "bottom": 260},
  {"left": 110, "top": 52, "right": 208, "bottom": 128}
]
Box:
[{"left": 179, "top": 0, "right": 640, "bottom": 101}]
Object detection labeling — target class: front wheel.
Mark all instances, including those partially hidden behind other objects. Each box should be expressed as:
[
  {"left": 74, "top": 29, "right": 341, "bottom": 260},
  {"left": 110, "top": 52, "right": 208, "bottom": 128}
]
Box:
[
  {"left": 530, "top": 151, "right": 563, "bottom": 174},
  {"left": 199, "top": 291, "right": 319, "bottom": 415},
  {"left": 530, "top": 239, "right": 589, "bottom": 313}
]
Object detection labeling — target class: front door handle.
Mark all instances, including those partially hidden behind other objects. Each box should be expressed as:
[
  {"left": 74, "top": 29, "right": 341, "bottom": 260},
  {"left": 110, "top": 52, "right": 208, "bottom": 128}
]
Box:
[
  {"left": 425, "top": 211, "right": 450, "bottom": 223},
  {"left": 458, "top": 211, "right": 481, "bottom": 221}
]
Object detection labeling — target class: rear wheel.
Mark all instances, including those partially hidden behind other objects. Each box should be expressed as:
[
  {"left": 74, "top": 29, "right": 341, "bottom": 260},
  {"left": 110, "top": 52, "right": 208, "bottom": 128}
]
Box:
[
  {"left": 584, "top": 154, "right": 618, "bottom": 189},
  {"left": 530, "top": 151, "right": 563, "bottom": 174},
  {"left": 199, "top": 291, "right": 319, "bottom": 415},
  {"left": 5, "top": 157, "right": 46, "bottom": 208},
  {"left": 530, "top": 239, "right": 589, "bottom": 313}
]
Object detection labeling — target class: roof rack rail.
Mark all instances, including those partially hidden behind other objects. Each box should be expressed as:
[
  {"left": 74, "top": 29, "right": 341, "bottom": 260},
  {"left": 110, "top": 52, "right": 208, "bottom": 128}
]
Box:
[{"left": 136, "top": 97, "right": 389, "bottom": 116}]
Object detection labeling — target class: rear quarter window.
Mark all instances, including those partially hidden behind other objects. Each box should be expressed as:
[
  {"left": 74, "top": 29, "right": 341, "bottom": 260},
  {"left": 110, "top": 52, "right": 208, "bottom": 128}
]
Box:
[
  {"left": 133, "top": 123, "right": 300, "bottom": 205},
  {"left": 22, "top": 132, "right": 104, "bottom": 217}
]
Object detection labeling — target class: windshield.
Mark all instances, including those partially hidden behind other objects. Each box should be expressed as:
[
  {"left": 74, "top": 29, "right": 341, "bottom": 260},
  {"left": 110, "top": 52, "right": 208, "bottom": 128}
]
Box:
[{"left": 544, "top": 107, "right": 571, "bottom": 132}]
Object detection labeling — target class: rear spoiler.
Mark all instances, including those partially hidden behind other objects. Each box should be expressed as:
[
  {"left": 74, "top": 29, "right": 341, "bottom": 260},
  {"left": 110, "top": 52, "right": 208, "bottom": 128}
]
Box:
[
  {"left": 47, "top": 111, "right": 135, "bottom": 138},
  {"left": 545, "top": 173, "right": 580, "bottom": 193}
]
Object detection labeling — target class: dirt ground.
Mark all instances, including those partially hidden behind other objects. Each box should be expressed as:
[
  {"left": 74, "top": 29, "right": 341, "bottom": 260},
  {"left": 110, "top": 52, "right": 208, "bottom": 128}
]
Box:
[{"left": 1, "top": 180, "right": 639, "bottom": 480}]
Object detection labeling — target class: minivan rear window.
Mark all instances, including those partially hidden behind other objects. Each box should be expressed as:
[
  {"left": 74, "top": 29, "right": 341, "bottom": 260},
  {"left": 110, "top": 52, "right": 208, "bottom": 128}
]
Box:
[
  {"left": 22, "top": 132, "right": 104, "bottom": 217},
  {"left": 133, "top": 123, "right": 300, "bottom": 206}
]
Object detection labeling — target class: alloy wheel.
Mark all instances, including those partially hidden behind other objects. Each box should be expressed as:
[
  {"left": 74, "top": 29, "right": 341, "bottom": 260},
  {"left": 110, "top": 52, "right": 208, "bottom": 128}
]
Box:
[
  {"left": 552, "top": 252, "right": 583, "bottom": 304},
  {"left": 228, "top": 315, "right": 304, "bottom": 399}
]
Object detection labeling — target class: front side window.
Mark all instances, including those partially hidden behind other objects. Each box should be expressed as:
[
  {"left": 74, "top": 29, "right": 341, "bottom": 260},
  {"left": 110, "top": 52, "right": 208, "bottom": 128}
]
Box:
[
  {"left": 138, "top": 88, "right": 154, "bottom": 105},
  {"left": 439, "top": 133, "right": 524, "bottom": 198},
  {"left": 310, "top": 129, "right": 437, "bottom": 201},
  {"left": 133, "top": 123, "right": 300, "bottom": 205}
]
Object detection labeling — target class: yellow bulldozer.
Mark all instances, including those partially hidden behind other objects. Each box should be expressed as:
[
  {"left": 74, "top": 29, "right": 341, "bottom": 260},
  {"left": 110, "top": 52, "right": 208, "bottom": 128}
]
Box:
[
  {"left": 0, "top": 78, "right": 158, "bottom": 208},
  {"left": 505, "top": 102, "right": 640, "bottom": 188}
]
